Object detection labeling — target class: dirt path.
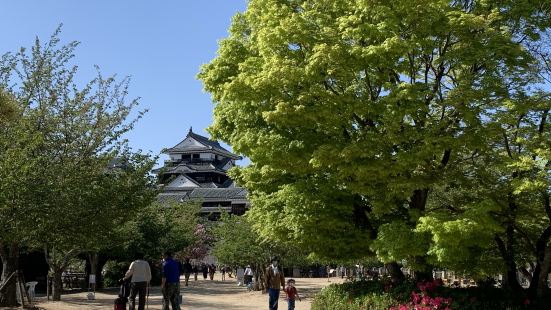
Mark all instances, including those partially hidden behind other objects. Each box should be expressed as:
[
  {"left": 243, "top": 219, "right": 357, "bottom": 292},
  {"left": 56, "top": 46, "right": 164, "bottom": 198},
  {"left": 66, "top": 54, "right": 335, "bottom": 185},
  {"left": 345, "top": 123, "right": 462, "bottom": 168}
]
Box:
[{"left": 13, "top": 275, "right": 342, "bottom": 310}]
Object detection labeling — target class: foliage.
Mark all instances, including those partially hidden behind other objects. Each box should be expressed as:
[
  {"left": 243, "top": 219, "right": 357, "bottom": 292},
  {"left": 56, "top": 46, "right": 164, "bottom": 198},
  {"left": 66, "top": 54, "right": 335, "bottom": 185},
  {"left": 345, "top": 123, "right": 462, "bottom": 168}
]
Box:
[
  {"left": 0, "top": 91, "right": 16, "bottom": 123},
  {"left": 212, "top": 211, "right": 310, "bottom": 268},
  {"left": 199, "top": 0, "right": 551, "bottom": 291},
  {"left": 102, "top": 260, "right": 131, "bottom": 288},
  {"left": 180, "top": 223, "right": 215, "bottom": 261},
  {"left": 311, "top": 280, "right": 408, "bottom": 310},
  {"left": 0, "top": 27, "right": 155, "bottom": 301},
  {"left": 120, "top": 201, "right": 201, "bottom": 261},
  {"left": 312, "top": 279, "right": 536, "bottom": 310},
  {"left": 0, "top": 27, "right": 154, "bottom": 249}
]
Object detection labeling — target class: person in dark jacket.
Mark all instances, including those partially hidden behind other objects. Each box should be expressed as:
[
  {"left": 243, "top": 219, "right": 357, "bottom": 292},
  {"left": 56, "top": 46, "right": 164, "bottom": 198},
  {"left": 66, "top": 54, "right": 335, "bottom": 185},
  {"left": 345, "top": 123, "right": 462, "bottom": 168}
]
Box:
[
  {"left": 202, "top": 263, "right": 208, "bottom": 280},
  {"left": 182, "top": 258, "right": 193, "bottom": 286},
  {"left": 193, "top": 265, "right": 198, "bottom": 281},
  {"left": 208, "top": 264, "right": 216, "bottom": 280},
  {"left": 265, "top": 257, "right": 285, "bottom": 310}
]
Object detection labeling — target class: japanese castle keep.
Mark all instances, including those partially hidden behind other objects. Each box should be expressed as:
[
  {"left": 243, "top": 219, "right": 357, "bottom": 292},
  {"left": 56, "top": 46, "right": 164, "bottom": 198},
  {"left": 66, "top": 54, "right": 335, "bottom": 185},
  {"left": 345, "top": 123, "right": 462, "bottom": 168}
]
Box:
[{"left": 153, "top": 128, "right": 249, "bottom": 218}]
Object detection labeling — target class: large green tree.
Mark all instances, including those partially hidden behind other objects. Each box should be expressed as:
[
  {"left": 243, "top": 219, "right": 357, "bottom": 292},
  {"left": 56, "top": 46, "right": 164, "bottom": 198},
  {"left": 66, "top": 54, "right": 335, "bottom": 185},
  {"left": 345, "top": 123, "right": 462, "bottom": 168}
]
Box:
[
  {"left": 0, "top": 29, "right": 154, "bottom": 302},
  {"left": 199, "top": 0, "right": 550, "bottom": 287},
  {"left": 417, "top": 91, "right": 550, "bottom": 296}
]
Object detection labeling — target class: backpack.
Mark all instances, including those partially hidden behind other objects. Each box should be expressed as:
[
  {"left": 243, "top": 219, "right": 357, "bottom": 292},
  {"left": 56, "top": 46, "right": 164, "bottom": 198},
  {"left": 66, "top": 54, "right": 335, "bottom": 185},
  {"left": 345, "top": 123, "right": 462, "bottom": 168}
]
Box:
[
  {"left": 114, "top": 296, "right": 128, "bottom": 310},
  {"left": 114, "top": 278, "right": 130, "bottom": 309},
  {"left": 119, "top": 279, "right": 131, "bottom": 298}
]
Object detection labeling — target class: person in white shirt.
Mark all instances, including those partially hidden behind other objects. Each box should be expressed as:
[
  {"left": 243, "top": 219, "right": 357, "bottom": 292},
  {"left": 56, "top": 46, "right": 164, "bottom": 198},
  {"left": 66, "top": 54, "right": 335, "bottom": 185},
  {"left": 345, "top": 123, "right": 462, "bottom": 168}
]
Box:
[
  {"left": 244, "top": 265, "right": 254, "bottom": 286},
  {"left": 124, "top": 253, "right": 152, "bottom": 310}
]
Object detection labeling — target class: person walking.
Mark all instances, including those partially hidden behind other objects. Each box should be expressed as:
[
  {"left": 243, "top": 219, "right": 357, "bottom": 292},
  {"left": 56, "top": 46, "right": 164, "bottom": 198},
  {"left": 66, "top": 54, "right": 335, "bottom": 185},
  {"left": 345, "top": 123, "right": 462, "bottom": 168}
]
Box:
[
  {"left": 265, "top": 257, "right": 285, "bottom": 310},
  {"left": 161, "top": 251, "right": 181, "bottom": 310},
  {"left": 283, "top": 279, "right": 301, "bottom": 310},
  {"left": 244, "top": 265, "right": 253, "bottom": 286},
  {"left": 236, "top": 266, "right": 245, "bottom": 286},
  {"left": 124, "top": 253, "right": 151, "bottom": 310},
  {"left": 193, "top": 264, "right": 198, "bottom": 281},
  {"left": 182, "top": 258, "right": 193, "bottom": 287},
  {"left": 208, "top": 264, "right": 216, "bottom": 280},
  {"left": 202, "top": 263, "right": 208, "bottom": 280},
  {"left": 221, "top": 265, "right": 226, "bottom": 281}
]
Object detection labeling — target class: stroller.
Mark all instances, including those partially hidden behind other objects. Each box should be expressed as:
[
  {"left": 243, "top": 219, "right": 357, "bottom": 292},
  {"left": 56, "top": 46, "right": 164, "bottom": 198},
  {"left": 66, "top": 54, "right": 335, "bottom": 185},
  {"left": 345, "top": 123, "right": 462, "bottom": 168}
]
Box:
[
  {"left": 114, "top": 278, "right": 131, "bottom": 310},
  {"left": 245, "top": 275, "right": 254, "bottom": 291},
  {"left": 246, "top": 279, "right": 255, "bottom": 291}
]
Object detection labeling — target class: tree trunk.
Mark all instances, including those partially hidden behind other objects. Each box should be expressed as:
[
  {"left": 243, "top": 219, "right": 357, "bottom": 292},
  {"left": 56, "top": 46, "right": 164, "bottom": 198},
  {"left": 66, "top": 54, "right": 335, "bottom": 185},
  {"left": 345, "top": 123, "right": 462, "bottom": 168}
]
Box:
[
  {"left": 409, "top": 189, "right": 429, "bottom": 212},
  {"left": 385, "top": 262, "right": 405, "bottom": 285},
  {"left": 87, "top": 253, "right": 101, "bottom": 290},
  {"left": 495, "top": 232, "right": 522, "bottom": 291},
  {"left": 494, "top": 195, "right": 523, "bottom": 292},
  {"left": 95, "top": 256, "right": 108, "bottom": 289},
  {"left": 414, "top": 269, "right": 434, "bottom": 282},
  {"left": 255, "top": 264, "right": 266, "bottom": 292},
  {"left": 529, "top": 225, "right": 551, "bottom": 298},
  {"left": 536, "top": 249, "right": 551, "bottom": 298},
  {"left": 412, "top": 257, "right": 434, "bottom": 282},
  {"left": 0, "top": 243, "right": 19, "bottom": 307},
  {"left": 519, "top": 266, "right": 533, "bottom": 285},
  {"left": 44, "top": 247, "right": 78, "bottom": 301},
  {"left": 408, "top": 189, "right": 433, "bottom": 283},
  {"left": 52, "top": 268, "right": 63, "bottom": 301},
  {"left": 532, "top": 193, "right": 551, "bottom": 298},
  {"left": 88, "top": 253, "right": 98, "bottom": 286}
]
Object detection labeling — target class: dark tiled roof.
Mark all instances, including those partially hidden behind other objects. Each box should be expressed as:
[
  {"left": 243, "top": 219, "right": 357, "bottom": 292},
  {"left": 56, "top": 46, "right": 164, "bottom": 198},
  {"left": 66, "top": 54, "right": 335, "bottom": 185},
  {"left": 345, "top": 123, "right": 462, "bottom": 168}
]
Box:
[
  {"left": 157, "top": 192, "right": 189, "bottom": 203},
  {"left": 164, "top": 130, "right": 241, "bottom": 160},
  {"left": 198, "top": 182, "right": 219, "bottom": 188},
  {"left": 157, "top": 187, "right": 248, "bottom": 202},
  {"left": 214, "top": 157, "right": 233, "bottom": 171},
  {"left": 188, "top": 132, "right": 227, "bottom": 152},
  {"left": 188, "top": 188, "right": 247, "bottom": 200},
  {"left": 160, "top": 164, "right": 227, "bottom": 175},
  {"left": 220, "top": 178, "right": 235, "bottom": 188},
  {"left": 188, "top": 163, "right": 216, "bottom": 171}
]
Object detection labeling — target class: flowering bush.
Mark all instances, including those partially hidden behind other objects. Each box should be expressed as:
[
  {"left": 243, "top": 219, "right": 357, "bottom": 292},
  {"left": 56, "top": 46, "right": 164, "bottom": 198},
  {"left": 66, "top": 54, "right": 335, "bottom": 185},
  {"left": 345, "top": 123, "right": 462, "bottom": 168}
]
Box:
[
  {"left": 312, "top": 279, "right": 536, "bottom": 310},
  {"left": 180, "top": 224, "right": 214, "bottom": 260},
  {"left": 391, "top": 279, "right": 452, "bottom": 310}
]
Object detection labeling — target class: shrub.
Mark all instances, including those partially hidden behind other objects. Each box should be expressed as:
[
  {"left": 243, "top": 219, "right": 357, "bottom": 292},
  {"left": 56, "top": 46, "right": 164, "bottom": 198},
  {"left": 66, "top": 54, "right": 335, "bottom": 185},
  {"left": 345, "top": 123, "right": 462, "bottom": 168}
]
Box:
[
  {"left": 102, "top": 260, "right": 130, "bottom": 288},
  {"left": 312, "top": 279, "right": 536, "bottom": 310},
  {"left": 311, "top": 280, "right": 410, "bottom": 310}
]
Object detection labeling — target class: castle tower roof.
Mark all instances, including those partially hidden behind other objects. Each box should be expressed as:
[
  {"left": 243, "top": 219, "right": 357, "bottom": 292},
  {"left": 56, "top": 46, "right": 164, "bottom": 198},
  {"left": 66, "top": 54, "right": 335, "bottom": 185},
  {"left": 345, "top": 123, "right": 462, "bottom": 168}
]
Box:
[{"left": 162, "top": 127, "right": 241, "bottom": 160}]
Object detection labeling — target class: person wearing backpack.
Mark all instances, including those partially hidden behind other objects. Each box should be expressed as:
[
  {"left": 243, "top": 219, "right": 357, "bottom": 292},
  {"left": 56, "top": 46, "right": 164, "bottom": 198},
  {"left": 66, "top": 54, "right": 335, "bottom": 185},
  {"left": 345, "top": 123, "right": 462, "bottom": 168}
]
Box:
[{"left": 123, "top": 253, "right": 151, "bottom": 310}]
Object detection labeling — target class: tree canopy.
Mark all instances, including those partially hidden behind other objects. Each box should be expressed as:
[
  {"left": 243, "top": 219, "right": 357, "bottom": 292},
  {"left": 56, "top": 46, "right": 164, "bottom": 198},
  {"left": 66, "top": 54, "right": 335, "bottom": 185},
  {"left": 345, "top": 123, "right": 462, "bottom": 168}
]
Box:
[
  {"left": 0, "top": 28, "right": 156, "bottom": 302},
  {"left": 199, "top": 0, "right": 551, "bottom": 295}
]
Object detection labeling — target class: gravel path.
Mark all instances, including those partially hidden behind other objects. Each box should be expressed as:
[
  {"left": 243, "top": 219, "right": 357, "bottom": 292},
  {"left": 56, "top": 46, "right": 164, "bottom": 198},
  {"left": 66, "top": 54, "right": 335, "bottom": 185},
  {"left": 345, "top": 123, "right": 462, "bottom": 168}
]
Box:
[{"left": 21, "top": 275, "right": 342, "bottom": 310}]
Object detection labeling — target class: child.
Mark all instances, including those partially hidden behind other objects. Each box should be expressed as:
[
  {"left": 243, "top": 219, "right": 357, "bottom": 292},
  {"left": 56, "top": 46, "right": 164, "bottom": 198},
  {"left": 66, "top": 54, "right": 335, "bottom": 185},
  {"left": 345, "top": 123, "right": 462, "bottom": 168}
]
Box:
[{"left": 284, "top": 278, "right": 301, "bottom": 310}]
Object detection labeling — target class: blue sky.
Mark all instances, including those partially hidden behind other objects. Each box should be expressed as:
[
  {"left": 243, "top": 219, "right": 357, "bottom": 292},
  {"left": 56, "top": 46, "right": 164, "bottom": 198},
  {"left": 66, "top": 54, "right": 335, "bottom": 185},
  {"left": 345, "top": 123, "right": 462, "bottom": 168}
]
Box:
[{"left": 0, "top": 0, "right": 247, "bottom": 164}]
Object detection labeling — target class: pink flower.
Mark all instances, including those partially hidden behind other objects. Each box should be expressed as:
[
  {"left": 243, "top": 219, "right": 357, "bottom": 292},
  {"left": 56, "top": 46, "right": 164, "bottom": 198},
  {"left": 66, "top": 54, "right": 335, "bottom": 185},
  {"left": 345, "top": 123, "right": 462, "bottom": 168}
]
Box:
[
  {"left": 432, "top": 296, "right": 444, "bottom": 307},
  {"left": 411, "top": 292, "right": 421, "bottom": 303},
  {"left": 421, "top": 295, "right": 431, "bottom": 305}
]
